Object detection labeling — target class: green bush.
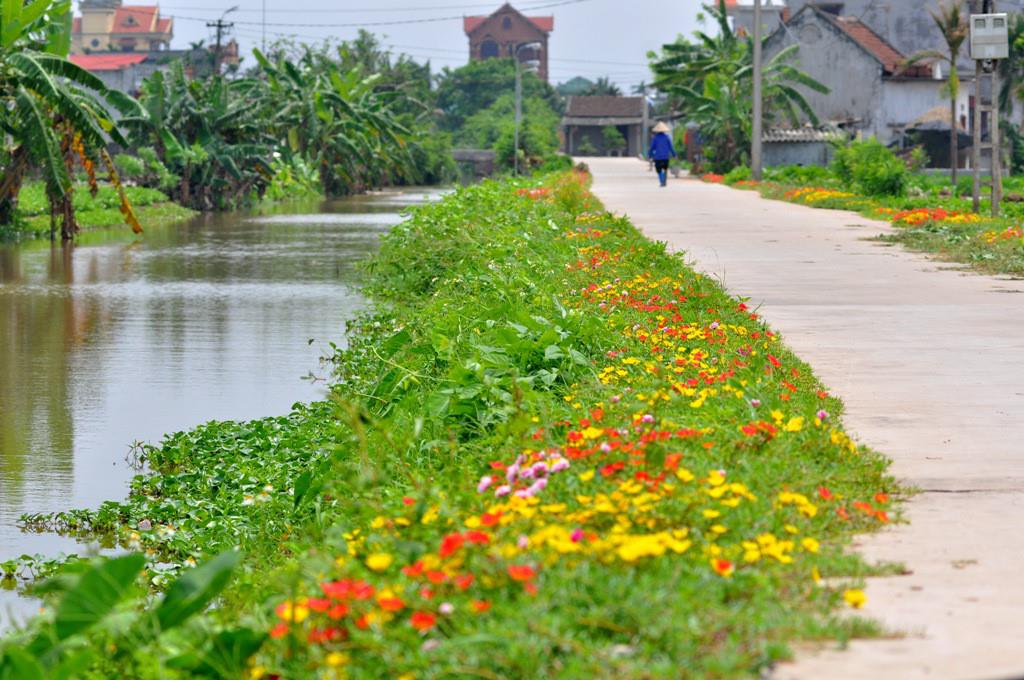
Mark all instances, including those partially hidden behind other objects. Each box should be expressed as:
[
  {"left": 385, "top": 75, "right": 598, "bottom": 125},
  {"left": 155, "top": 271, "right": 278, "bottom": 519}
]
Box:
[
  {"left": 114, "top": 153, "right": 145, "bottom": 179},
  {"left": 832, "top": 139, "right": 907, "bottom": 197},
  {"left": 765, "top": 165, "right": 831, "bottom": 185},
  {"left": 723, "top": 165, "right": 751, "bottom": 184}
]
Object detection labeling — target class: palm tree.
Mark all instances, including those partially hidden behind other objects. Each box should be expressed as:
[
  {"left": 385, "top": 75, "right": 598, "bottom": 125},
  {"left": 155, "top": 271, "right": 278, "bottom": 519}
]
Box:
[
  {"left": 584, "top": 77, "right": 623, "bottom": 97},
  {"left": 0, "top": 0, "right": 143, "bottom": 239},
  {"left": 905, "top": 1, "right": 967, "bottom": 184}
]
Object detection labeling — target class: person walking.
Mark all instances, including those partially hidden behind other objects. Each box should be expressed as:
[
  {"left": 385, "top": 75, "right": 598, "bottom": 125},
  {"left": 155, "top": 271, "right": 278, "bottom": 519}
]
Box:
[{"left": 648, "top": 121, "right": 676, "bottom": 188}]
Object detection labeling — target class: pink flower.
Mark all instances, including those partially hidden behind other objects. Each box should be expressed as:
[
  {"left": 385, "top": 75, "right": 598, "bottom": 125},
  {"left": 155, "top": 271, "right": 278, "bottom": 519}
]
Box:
[
  {"left": 506, "top": 464, "right": 519, "bottom": 483},
  {"left": 610, "top": 395, "right": 620, "bottom": 403},
  {"left": 531, "top": 462, "right": 548, "bottom": 477},
  {"left": 517, "top": 535, "right": 530, "bottom": 549},
  {"left": 550, "top": 458, "right": 570, "bottom": 473},
  {"left": 527, "top": 479, "right": 547, "bottom": 495},
  {"left": 599, "top": 442, "right": 612, "bottom": 453},
  {"left": 495, "top": 485, "right": 511, "bottom": 498},
  {"left": 439, "top": 602, "right": 454, "bottom": 616},
  {"left": 477, "top": 476, "right": 494, "bottom": 493},
  {"left": 571, "top": 528, "right": 584, "bottom": 542},
  {"left": 514, "top": 488, "right": 533, "bottom": 499},
  {"left": 750, "top": 399, "right": 761, "bottom": 407},
  {"left": 641, "top": 414, "right": 654, "bottom": 424},
  {"left": 520, "top": 466, "right": 535, "bottom": 480},
  {"left": 710, "top": 321, "right": 720, "bottom": 330},
  {"left": 816, "top": 409, "right": 829, "bottom": 420}
]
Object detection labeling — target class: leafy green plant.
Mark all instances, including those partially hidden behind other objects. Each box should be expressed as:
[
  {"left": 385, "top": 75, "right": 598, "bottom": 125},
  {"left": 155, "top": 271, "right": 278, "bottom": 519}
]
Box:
[{"left": 832, "top": 139, "right": 907, "bottom": 197}]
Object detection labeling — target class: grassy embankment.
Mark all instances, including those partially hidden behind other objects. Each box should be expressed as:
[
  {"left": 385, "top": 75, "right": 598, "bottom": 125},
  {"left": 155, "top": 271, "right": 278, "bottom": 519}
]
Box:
[
  {"left": 1, "top": 182, "right": 195, "bottom": 239},
  {"left": 703, "top": 168, "right": 1024, "bottom": 277},
  {"left": 8, "top": 171, "right": 899, "bottom": 678}
]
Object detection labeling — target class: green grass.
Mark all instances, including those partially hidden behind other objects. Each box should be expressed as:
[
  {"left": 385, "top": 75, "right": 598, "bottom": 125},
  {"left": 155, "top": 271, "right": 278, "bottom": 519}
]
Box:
[
  {"left": 4, "top": 172, "right": 899, "bottom": 679},
  {"left": 723, "top": 169, "right": 1024, "bottom": 278},
  {"left": 2, "top": 181, "right": 195, "bottom": 239}
]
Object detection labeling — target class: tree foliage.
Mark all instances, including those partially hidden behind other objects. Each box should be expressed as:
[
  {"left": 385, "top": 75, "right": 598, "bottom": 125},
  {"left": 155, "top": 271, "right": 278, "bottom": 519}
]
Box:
[{"left": 0, "top": 0, "right": 144, "bottom": 239}]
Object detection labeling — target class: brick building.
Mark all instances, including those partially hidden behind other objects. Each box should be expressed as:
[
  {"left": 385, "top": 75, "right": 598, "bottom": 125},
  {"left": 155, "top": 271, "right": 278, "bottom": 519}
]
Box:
[{"left": 464, "top": 3, "right": 553, "bottom": 82}]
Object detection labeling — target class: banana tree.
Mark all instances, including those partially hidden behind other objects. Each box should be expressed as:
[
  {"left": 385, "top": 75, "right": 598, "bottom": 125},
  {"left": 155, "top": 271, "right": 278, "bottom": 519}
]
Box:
[{"left": 0, "top": 0, "right": 143, "bottom": 239}]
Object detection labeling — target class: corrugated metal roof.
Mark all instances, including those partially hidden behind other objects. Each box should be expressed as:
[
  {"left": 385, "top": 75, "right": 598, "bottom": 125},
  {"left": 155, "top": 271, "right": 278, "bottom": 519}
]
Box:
[{"left": 763, "top": 128, "right": 845, "bottom": 143}]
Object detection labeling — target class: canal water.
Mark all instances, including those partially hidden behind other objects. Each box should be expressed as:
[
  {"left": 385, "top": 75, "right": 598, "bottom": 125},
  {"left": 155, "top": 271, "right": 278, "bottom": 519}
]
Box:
[{"left": 0, "top": 189, "right": 435, "bottom": 625}]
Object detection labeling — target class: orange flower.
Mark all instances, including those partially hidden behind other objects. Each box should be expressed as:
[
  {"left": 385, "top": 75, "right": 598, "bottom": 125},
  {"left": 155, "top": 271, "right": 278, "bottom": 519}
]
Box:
[
  {"left": 874, "top": 493, "right": 890, "bottom": 504},
  {"left": 410, "top": 611, "right": 437, "bottom": 632},
  {"left": 471, "top": 600, "right": 492, "bottom": 613},
  {"left": 712, "top": 558, "right": 735, "bottom": 578},
  {"left": 455, "top": 573, "right": 475, "bottom": 590},
  {"left": 507, "top": 564, "right": 537, "bottom": 582},
  {"left": 269, "top": 622, "right": 289, "bottom": 639}
]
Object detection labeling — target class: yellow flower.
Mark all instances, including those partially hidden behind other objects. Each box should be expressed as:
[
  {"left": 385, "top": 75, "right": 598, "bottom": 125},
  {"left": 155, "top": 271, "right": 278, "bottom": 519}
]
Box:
[
  {"left": 326, "top": 652, "right": 350, "bottom": 667},
  {"left": 579, "top": 469, "right": 595, "bottom": 482},
  {"left": 365, "top": 553, "right": 393, "bottom": 572},
  {"left": 784, "top": 417, "right": 804, "bottom": 433},
  {"left": 675, "top": 467, "right": 695, "bottom": 483},
  {"left": 702, "top": 509, "right": 721, "bottom": 519},
  {"left": 801, "top": 537, "right": 820, "bottom": 553},
  {"left": 844, "top": 589, "right": 866, "bottom": 609},
  {"left": 811, "top": 567, "right": 822, "bottom": 584}
]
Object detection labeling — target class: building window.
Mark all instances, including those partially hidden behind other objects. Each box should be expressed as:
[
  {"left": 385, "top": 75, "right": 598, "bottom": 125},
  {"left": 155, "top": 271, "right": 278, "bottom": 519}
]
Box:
[
  {"left": 502, "top": 16, "right": 511, "bottom": 30},
  {"left": 90, "top": 38, "right": 100, "bottom": 47},
  {"left": 480, "top": 39, "right": 498, "bottom": 59}
]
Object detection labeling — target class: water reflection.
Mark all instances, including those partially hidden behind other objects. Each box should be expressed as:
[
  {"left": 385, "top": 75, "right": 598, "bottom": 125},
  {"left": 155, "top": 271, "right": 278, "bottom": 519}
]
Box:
[{"left": 0, "top": 190, "right": 434, "bottom": 623}]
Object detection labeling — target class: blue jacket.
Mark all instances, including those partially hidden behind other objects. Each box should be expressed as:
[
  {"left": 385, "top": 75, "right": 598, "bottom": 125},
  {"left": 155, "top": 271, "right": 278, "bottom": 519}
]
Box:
[{"left": 648, "top": 132, "right": 676, "bottom": 161}]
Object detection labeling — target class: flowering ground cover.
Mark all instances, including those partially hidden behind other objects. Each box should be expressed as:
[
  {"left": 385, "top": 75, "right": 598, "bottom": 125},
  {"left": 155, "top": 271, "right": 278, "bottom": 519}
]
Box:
[
  {"left": 708, "top": 173, "right": 1024, "bottom": 277},
  {"left": 3, "top": 171, "right": 898, "bottom": 678}
]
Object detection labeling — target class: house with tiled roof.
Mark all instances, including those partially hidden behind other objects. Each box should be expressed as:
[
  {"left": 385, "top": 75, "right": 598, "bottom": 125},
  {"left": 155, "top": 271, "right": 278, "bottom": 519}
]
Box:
[
  {"left": 762, "top": 4, "right": 965, "bottom": 158},
  {"left": 464, "top": 3, "right": 553, "bottom": 82},
  {"left": 561, "top": 96, "right": 648, "bottom": 157},
  {"left": 72, "top": 0, "right": 173, "bottom": 55}
]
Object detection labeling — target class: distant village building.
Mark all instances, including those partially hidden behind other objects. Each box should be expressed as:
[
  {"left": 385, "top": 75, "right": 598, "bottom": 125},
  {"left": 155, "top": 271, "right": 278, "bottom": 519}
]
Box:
[
  {"left": 69, "top": 1, "right": 239, "bottom": 93},
  {"left": 562, "top": 96, "right": 648, "bottom": 157},
  {"left": 731, "top": 0, "right": 1024, "bottom": 166},
  {"left": 464, "top": 3, "right": 553, "bottom": 82},
  {"left": 72, "top": 0, "right": 173, "bottom": 54}
]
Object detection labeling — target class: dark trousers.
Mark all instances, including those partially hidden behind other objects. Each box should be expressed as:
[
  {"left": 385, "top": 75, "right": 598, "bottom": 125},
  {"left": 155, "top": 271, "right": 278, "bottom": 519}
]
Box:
[{"left": 654, "top": 159, "right": 669, "bottom": 186}]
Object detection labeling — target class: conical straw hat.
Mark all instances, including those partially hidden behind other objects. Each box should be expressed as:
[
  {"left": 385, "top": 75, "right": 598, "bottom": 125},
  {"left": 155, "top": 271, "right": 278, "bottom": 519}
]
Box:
[{"left": 652, "top": 121, "right": 670, "bottom": 133}]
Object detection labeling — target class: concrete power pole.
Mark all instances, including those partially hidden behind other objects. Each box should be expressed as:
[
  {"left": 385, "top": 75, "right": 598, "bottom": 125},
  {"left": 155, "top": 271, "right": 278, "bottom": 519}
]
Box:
[{"left": 751, "top": 0, "right": 764, "bottom": 180}]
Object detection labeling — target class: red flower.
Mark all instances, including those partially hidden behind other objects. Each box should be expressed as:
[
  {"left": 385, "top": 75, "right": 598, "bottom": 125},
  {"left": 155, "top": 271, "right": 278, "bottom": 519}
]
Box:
[
  {"left": 767, "top": 354, "right": 782, "bottom": 369},
  {"left": 410, "top": 611, "right": 437, "bottom": 632},
  {"left": 351, "top": 581, "right": 375, "bottom": 600},
  {"left": 379, "top": 597, "right": 405, "bottom": 612},
  {"left": 306, "top": 597, "right": 331, "bottom": 613},
  {"left": 269, "top": 623, "right": 289, "bottom": 639},
  {"left": 327, "top": 603, "right": 349, "bottom": 620},
  {"left": 439, "top": 533, "right": 466, "bottom": 557},
  {"left": 402, "top": 496, "right": 415, "bottom": 505},
  {"left": 818, "top": 486, "right": 834, "bottom": 501},
  {"left": 455, "top": 573, "right": 475, "bottom": 590},
  {"left": 507, "top": 564, "right": 537, "bottom": 582},
  {"left": 402, "top": 561, "right": 425, "bottom": 578},
  {"left": 426, "top": 570, "right": 447, "bottom": 584},
  {"left": 481, "top": 511, "right": 502, "bottom": 527},
  {"left": 464, "top": 530, "right": 490, "bottom": 545},
  {"left": 471, "top": 599, "right": 492, "bottom": 613}
]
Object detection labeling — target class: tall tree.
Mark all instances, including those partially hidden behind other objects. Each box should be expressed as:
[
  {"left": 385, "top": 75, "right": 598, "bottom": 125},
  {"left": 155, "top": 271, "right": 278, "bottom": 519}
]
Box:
[
  {"left": 0, "top": 0, "right": 143, "bottom": 238},
  {"left": 906, "top": 0, "right": 968, "bottom": 184},
  {"left": 584, "top": 76, "right": 622, "bottom": 97}
]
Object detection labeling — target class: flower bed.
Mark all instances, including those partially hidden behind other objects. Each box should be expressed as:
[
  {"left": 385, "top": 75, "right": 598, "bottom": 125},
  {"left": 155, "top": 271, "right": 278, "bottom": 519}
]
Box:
[
  {"left": 891, "top": 208, "right": 982, "bottom": 226},
  {"left": 6, "top": 171, "right": 896, "bottom": 678}
]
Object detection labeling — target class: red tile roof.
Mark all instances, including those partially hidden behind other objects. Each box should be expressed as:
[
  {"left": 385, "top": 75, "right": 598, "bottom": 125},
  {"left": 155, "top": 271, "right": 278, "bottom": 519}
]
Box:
[
  {"left": 70, "top": 53, "right": 148, "bottom": 71},
  {"left": 822, "top": 13, "right": 905, "bottom": 73},
  {"left": 113, "top": 6, "right": 159, "bottom": 33},
  {"left": 463, "top": 14, "right": 553, "bottom": 34}
]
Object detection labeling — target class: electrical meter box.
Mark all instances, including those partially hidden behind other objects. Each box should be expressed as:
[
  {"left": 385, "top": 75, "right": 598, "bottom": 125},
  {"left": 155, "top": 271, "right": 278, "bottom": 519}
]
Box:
[{"left": 970, "top": 13, "right": 1009, "bottom": 60}]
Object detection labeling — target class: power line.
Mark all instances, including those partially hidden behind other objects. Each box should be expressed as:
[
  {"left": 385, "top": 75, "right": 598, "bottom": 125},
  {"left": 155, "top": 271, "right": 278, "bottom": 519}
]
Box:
[
  {"left": 160, "top": 0, "right": 572, "bottom": 13},
  {"left": 169, "top": 0, "right": 589, "bottom": 29}
]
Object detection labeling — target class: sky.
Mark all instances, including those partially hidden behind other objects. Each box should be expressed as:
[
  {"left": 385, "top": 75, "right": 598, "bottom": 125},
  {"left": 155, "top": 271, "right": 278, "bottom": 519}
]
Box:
[{"left": 75, "top": 0, "right": 705, "bottom": 92}]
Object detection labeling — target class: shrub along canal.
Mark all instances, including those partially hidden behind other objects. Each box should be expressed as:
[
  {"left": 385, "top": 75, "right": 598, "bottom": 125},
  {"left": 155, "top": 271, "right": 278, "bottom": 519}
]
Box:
[{"left": 0, "top": 189, "right": 436, "bottom": 625}]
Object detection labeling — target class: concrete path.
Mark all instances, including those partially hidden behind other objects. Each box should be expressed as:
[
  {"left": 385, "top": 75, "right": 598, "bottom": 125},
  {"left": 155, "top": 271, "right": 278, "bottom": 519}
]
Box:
[{"left": 587, "top": 158, "right": 1024, "bottom": 680}]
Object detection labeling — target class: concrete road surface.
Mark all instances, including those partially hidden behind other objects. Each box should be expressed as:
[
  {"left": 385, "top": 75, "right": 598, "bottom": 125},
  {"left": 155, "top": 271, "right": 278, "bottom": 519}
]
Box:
[{"left": 587, "top": 158, "right": 1024, "bottom": 680}]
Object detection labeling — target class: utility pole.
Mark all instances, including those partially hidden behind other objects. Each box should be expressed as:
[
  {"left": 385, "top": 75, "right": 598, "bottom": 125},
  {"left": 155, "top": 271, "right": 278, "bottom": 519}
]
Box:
[
  {"left": 513, "top": 42, "right": 542, "bottom": 176},
  {"left": 751, "top": 0, "right": 764, "bottom": 180},
  {"left": 207, "top": 6, "right": 238, "bottom": 77},
  {"left": 971, "top": 0, "right": 1005, "bottom": 216},
  {"left": 262, "top": 0, "right": 267, "bottom": 52}
]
